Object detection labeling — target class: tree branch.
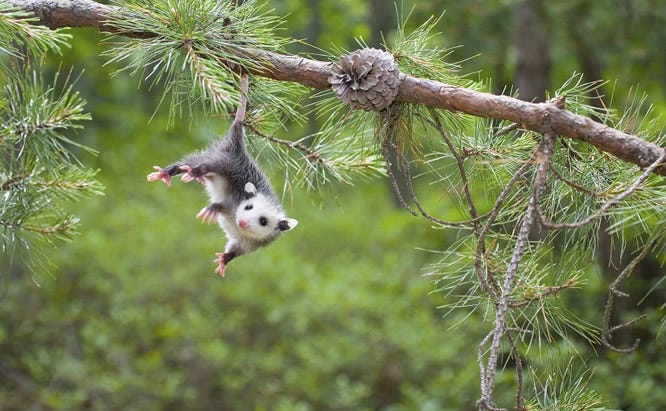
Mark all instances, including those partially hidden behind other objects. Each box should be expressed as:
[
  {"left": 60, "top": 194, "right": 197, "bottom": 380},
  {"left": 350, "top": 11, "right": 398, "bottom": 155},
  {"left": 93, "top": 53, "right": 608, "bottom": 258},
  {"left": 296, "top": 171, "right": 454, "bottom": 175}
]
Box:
[
  {"left": 7, "top": 0, "right": 123, "bottom": 33},
  {"left": 7, "top": 0, "right": 666, "bottom": 175},
  {"left": 478, "top": 134, "right": 555, "bottom": 410}
]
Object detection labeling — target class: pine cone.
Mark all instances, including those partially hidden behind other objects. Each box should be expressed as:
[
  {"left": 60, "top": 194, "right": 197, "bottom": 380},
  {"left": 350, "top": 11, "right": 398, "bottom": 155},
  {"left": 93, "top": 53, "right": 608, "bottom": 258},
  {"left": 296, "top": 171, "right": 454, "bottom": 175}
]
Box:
[{"left": 329, "top": 48, "right": 401, "bottom": 111}]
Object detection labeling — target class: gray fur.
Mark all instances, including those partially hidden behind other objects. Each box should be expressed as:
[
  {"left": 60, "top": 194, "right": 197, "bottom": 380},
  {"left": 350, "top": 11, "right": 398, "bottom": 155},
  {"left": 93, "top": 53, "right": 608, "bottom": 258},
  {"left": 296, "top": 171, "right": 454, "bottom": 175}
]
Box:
[
  {"left": 176, "top": 121, "right": 279, "bottom": 211},
  {"left": 148, "top": 74, "right": 297, "bottom": 275}
]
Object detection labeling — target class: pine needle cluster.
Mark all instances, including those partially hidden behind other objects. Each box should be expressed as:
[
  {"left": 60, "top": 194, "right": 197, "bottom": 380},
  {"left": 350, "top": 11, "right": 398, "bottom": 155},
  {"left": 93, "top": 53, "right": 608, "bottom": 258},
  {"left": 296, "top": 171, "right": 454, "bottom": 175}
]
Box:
[
  {"left": 104, "top": 0, "right": 297, "bottom": 123},
  {"left": 0, "top": 3, "right": 103, "bottom": 279}
]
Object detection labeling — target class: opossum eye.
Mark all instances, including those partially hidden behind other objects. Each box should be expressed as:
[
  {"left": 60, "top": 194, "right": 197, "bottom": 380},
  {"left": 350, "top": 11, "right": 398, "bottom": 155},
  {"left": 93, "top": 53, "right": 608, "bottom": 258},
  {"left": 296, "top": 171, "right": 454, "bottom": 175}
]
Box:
[
  {"left": 244, "top": 204, "right": 253, "bottom": 210},
  {"left": 259, "top": 216, "right": 268, "bottom": 226}
]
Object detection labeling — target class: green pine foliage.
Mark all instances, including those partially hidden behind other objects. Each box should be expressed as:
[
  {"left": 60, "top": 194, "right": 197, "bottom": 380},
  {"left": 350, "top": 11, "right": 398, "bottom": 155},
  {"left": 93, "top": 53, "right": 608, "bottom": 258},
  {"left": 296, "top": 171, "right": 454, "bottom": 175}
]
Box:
[
  {"left": 0, "top": 4, "right": 103, "bottom": 278},
  {"left": 104, "top": 0, "right": 296, "bottom": 122},
  {"left": 0, "top": 1, "right": 71, "bottom": 57},
  {"left": 527, "top": 357, "right": 606, "bottom": 411}
]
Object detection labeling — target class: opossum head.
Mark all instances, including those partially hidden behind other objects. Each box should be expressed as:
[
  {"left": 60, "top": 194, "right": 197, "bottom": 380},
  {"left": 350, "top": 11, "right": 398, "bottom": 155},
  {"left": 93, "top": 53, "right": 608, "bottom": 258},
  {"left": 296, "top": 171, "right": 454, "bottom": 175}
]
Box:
[{"left": 235, "top": 182, "right": 298, "bottom": 241}]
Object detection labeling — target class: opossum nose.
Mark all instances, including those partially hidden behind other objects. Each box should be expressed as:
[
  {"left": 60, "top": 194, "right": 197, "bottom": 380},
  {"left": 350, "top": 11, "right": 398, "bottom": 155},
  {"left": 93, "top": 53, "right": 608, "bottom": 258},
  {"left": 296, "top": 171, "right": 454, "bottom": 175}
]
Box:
[{"left": 238, "top": 219, "right": 249, "bottom": 229}]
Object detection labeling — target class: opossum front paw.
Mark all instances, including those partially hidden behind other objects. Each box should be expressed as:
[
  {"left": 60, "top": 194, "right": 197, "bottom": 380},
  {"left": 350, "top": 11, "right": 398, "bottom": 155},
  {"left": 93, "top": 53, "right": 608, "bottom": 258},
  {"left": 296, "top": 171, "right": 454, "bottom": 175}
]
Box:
[
  {"left": 179, "top": 165, "right": 206, "bottom": 185},
  {"left": 196, "top": 204, "right": 223, "bottom": 224},
  {"left": 147, "top": 166, "right": 172, "bottom": 187}
]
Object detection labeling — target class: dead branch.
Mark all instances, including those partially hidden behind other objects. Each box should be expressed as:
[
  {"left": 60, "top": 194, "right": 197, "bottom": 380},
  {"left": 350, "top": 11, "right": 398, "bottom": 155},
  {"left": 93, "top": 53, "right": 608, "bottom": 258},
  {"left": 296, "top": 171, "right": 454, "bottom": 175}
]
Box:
[
  {"left": 478, "top": 134, "right": 555, "bottom": 410},
  {"left": 477, "top": 331, "right": 496, "bottom": 410}
]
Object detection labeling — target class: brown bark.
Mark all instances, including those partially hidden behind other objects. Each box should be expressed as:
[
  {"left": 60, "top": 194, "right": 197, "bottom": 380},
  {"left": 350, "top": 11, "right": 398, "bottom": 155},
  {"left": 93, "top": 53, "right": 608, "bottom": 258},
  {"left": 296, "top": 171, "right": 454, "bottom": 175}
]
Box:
[
  {"left": 7, "top": 0, "right": 666, "bottom": 176},
  {"left": 10, "top": 0, "right": 122, "bottom": 32}
]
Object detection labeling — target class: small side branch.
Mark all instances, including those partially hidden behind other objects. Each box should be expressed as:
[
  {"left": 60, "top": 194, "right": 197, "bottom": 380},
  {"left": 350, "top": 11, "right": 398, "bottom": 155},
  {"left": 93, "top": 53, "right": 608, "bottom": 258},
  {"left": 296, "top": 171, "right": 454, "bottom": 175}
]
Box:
[
  {"left": 601, "top": 242, "right": 654, "bottom": 353},
  {"left": 247, "top": 124, "right": 325, "bottom": 162},
  {"left": 399, "top": 149, "right": 485, "bottom": 228},
  {"left": 477, "top": 331, "right": 495, "bottom": 410},
  {"left": 494, "top": 123, "right": 520, "bottom": 138},
  {"left": 549, "top": 166, "right": 604, "bottom": 198},
  {"left": 381, "top": 108, "right": 486, "bottom": 226},
  {"left": 382, "top": 142, "right": 418, "bottom": 216}
]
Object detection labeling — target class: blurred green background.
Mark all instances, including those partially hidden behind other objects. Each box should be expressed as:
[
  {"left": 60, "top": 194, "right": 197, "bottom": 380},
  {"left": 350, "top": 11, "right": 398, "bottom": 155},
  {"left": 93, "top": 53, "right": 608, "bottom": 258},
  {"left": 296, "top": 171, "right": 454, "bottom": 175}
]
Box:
[{"left": 1, "top": 1, "right": 666, "bottom": 410}]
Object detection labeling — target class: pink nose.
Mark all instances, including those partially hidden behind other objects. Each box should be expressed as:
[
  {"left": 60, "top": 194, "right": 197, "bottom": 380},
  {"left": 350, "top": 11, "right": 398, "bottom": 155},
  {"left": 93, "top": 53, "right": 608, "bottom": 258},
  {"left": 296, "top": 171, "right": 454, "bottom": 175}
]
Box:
[{"left": 238, "top": 219, "right": 249, "bottom": 229}]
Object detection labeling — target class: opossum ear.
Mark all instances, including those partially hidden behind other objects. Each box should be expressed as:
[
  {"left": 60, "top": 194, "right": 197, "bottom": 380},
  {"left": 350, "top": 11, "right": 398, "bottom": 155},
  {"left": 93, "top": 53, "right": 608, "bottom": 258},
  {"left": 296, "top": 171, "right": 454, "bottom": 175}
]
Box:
[
  {"left": 244, "top": 182, "right": 257, "bottom": 196},
  {"left": 278, "top": 218, "right": 298, "bottom": 231}
]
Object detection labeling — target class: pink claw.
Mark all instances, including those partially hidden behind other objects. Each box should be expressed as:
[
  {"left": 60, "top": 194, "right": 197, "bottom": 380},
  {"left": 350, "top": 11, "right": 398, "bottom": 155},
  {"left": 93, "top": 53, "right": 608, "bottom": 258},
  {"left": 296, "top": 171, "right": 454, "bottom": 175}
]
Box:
[
  {"left": 147, "top": 166, "right": 172, "bottom": 187},
  {"left": 196, "top": 206, "right": 220, "bottom": 224},
  {"left": 214, "top": 253, "right": 227, "bottom": 277}
]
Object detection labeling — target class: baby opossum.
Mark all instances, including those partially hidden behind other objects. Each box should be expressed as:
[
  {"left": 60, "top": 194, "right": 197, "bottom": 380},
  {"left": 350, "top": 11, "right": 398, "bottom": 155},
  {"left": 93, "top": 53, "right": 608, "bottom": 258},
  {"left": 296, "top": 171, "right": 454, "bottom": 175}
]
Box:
[{"left": 147, "top": 74, "right": 298, "bottom": 277}]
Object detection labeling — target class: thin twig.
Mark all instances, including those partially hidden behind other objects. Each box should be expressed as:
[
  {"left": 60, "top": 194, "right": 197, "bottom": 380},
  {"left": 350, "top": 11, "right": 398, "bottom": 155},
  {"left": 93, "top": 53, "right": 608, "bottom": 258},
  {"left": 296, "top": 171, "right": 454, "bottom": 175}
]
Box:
[
  {"left": 382, "top": 139, "right": 418, "bottom": 216},
  {"left": 601, "top": 241, "right": 654, "bottom": 353},
  {"left": 247, "top": 124, "right": 328, "bottom": 165},
  {"left": 549, "top": 165, "right": 604, "bottom": 198},
  {"left": 399, "top": 150, "right": 484, "bottom": 227},
  {"left": 607, "top": 315, "right": 648, "bottom": 334},
  {"left": 537, "top": 149, "right": 666, "bottom": 230},
  {"left": 507, "top": 278, "right": 577, "bottom": 308},
  {"left": 505, "top": 332, "right": 526, "bottom": 411},
  {"left": 477, "top": 331, "right": 495, "bottom": 410},
  {"left": 384, "top": 153, "right": 417, "bottom": 215},
  {"left": 378, "top": 110, "right": 491, "bottom": 228},
  {"left": 494, "top": 123, "right": 520, "bottom": 138}
]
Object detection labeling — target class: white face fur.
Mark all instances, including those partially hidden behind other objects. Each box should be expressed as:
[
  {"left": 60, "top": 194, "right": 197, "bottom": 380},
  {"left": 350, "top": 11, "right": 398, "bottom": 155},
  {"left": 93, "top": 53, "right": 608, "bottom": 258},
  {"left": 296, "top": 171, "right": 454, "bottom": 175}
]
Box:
[{"left": 235, "top": 187, "right": 298, "bottom": 241}]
